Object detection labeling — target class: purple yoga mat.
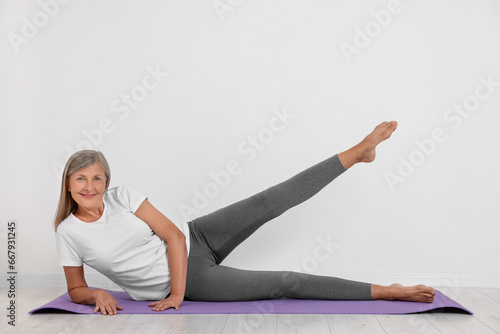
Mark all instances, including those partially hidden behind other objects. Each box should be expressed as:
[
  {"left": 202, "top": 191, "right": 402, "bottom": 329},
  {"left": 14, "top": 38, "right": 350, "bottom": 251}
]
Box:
[{"left": 29, "top": 288, "right": 472, "bottom": 315}]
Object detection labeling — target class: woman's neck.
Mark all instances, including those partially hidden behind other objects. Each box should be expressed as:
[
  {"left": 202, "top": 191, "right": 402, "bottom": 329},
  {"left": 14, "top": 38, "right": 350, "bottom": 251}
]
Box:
[{"left": 74, "top": 202, "right": 105, "bottom": 222}]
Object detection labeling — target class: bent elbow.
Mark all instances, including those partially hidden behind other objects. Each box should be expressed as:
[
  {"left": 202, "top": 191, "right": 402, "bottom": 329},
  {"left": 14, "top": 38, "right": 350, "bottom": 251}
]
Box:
[
  {"left": 67, "top": 286, "right": 94, "bottom": 305},
  {"left": 162, "top": 231, "right": 186, "bottom": 244},
  {"left": 175, "top": 231, "right": 187, "bottom": 248},
  {"left": 176, "top": 231, "right": 186, "bottom": 244},
  {"left": 68, "top": 289, "right": 81, "bottom": 304}
]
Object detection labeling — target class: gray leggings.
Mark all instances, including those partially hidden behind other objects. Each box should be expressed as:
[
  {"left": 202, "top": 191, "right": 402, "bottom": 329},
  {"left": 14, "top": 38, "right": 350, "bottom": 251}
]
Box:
[{"left": 184, "top": 154, "right": 372, "bottom": 302}]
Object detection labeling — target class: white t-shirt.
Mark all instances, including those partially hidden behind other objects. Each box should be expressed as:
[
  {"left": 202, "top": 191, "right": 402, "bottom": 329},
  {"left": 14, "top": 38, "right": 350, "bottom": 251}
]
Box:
[{"left": 55, "top": 185, "right": 190, "bottom": 301}]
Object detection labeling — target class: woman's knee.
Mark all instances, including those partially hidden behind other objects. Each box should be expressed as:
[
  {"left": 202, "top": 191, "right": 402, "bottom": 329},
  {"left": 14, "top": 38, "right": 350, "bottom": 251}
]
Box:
[
  {"left": 282, "top": 271, "right": 304, "bottom": 298},
  {"left": 251, "top": 188, "right": 288, "bottom": 219}
]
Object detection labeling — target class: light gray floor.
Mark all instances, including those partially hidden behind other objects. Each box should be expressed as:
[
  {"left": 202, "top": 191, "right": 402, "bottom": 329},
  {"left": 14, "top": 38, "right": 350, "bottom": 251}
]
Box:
[{"left": 1, "top": 287, "right": 500, "bottom": 334}]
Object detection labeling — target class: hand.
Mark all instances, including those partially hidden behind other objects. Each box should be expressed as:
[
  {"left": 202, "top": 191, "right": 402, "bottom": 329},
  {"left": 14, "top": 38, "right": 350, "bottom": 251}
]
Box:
[
  {"left": 93, "top": 290, "right": 123, "bottom": 315},
  {"left": 148, "top": 293, "right": 184, "bottom": 311}
]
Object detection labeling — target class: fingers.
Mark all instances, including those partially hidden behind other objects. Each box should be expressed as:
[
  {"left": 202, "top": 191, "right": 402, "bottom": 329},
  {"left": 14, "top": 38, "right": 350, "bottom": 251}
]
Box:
[
  {"left": 149, "top": 296, "right": 184, "bottom": 312},
  {"left": 152, "top": 301, "right": 181, "bottom": 311},
  {"left": 94, "top": 302, "right": 122, "bottom": 315},
  {"left": 94, "top": 291, "right": 123, "bottom": 315},
  {"left": 153, "top": 305, "right": 172, "bottom": 311},
  {"left": 152, "top": 301, "right": 172, "bottom": 311},
  {"left": 97, "top": 305, "right": 116, "bottom": 315},
  {"left": 152, "top": 302, "right": 170, "bottom": 311},
  {"left": 107, "top": 304, "right": 116, "bottom": 315}
]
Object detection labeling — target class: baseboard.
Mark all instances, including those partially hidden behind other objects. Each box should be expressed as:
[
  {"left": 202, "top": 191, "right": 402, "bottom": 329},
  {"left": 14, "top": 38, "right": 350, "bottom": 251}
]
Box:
[
  {"left": 1, "top": 272, "right": 499, "bottom": 288},
  {"left": 335, "top": 272, "right": 500, "bottom": 289},
  {"left": 1, "top": 272, "right": 122, "bottom": 289}
]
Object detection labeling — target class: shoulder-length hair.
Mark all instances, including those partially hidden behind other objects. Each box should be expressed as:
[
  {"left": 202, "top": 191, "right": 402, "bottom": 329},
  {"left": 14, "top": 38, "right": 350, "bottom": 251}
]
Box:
[{"left": 53, "top": 150, "right": 111, "bottom": 231}]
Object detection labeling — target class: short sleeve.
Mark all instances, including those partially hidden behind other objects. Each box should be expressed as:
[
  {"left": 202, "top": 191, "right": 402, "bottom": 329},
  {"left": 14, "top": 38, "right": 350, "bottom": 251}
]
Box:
[
  {"left": 117, "top": 186, "right": 147, "bottom": 213},
  {"left": 55, "top": 231, "right": 83, "bottom": 266}
]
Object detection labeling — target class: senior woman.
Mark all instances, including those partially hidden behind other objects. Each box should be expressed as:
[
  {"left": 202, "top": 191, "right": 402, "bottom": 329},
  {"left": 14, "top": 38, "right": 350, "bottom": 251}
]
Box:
[{"left": 54, "top": 121, "right": 436, "bottom": 315}]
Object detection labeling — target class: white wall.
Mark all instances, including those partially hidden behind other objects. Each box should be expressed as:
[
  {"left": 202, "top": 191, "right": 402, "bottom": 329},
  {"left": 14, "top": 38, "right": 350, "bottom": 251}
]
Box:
[{"left": 1, "top": 0, "right": 499, "bottom": 289}]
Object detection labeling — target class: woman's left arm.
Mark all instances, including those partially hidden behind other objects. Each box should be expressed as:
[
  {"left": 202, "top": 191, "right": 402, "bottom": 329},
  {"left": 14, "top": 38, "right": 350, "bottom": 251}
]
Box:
[{"left": 135, "top": 199, "right": 188, "bottom": 311}]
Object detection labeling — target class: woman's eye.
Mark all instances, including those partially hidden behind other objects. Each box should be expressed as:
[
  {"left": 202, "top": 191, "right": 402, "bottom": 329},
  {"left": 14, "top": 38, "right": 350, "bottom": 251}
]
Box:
[{"left": 95, "top": 177, "right": 101, "bottom": 181}]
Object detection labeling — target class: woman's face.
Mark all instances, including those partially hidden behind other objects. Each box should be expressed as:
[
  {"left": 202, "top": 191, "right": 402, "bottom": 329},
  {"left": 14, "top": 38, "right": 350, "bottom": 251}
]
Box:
[{"left": 67, "top": 163, "right": 107, "bottom": 212}]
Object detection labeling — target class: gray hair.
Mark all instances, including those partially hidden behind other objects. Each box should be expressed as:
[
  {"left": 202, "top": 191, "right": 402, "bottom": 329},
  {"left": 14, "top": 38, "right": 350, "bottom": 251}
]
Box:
[{"left": 53, "top": 150, "right": 111, "bottom": 231}]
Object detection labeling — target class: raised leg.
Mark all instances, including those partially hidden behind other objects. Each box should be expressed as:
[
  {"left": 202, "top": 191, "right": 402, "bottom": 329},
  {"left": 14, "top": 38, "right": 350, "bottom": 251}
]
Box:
[
  {"left": 189, "top": 121, "right": 399, "bottom": 264},
  {"left": 190, "top": 153, "right": 347, "bottom": 264}
]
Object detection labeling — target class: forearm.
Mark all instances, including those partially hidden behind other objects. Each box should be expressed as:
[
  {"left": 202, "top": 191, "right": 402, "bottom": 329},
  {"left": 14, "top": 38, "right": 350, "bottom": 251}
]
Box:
[{"left": 166, "top": 233, "right": 188, "bottom": 297}]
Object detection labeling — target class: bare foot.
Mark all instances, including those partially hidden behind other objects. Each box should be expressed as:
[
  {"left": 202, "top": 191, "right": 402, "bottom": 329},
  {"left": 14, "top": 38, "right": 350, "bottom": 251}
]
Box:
[
  {"left": 337, "top": 121, "right": 398, "bottom": 169},
  {"left": 372, "top": 283, "right": 436, "bottom": 303},
  {"left": 357, "top": 121, "right": 398, "bottom": 163}
]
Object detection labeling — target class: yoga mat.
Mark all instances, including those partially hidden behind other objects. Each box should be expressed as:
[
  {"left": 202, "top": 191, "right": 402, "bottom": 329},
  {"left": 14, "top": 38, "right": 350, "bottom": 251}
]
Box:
[{"left": 29, "top": 288, "right": 472, "bottom": 315}]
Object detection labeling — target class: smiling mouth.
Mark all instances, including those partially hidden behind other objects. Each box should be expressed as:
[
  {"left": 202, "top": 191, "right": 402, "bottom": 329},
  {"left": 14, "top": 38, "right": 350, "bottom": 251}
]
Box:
[{"left": 80, "top": 193, "right": 96, "bottom": 199}]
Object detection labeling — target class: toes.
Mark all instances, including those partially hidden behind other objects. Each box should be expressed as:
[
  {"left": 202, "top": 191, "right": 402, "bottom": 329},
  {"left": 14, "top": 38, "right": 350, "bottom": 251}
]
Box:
[{"left": 388, "top": 121, "right": 398, "bottom": 130}]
